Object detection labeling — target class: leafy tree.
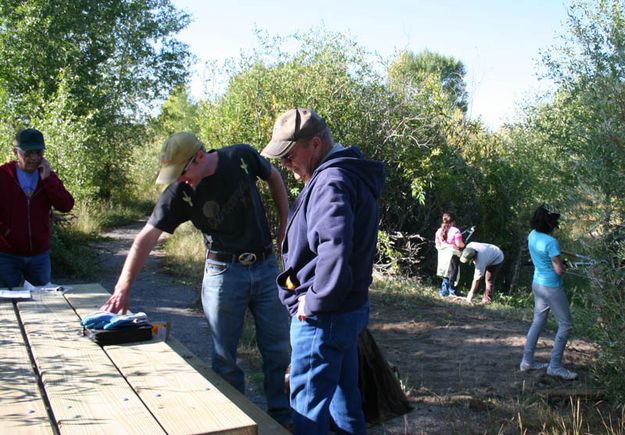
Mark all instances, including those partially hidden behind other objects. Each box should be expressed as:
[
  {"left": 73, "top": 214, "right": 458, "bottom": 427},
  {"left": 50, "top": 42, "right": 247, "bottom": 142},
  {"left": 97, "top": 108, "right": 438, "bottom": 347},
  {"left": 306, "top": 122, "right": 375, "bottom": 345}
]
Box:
[
  {"left": 0, "top": 0, "right": 191, "bottom": 120},
  {"left": 194, "top": 30, "right": 505, "bottom": 276},
  {"left": 540, "top": 0, "right": 625, "bottom": 228},
  {"left": 516, "top": 0, "right": 625, "bottom": 401},
  {"left": 150, "top": 85, "right": 199, "bottom": 137},
  {"left": 0, "top": 0, "right": 192, "bottom": 200},
  {"left": 388, "top": 50, "right": 468, "bottom": 113},
  {"left": 195, "top": 30, "right": 394, "bottom": 238},
  {"left": 130, "top": 85, "right": 201, "bottom": 199}
]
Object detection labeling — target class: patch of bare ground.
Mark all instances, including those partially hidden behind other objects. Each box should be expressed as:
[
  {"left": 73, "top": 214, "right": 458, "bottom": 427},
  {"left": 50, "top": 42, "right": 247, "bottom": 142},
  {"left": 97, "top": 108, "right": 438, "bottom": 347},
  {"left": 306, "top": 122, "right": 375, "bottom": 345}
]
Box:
[{"left": 366, "top": 291, "right": 599, "bottom": 434}]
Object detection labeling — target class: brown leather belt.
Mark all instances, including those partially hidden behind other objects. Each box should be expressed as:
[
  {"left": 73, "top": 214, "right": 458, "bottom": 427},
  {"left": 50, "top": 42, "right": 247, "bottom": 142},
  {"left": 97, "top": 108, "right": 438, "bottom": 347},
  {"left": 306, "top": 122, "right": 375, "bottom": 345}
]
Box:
[{"left": 206, "top": 246, "right": 273, "bottom": 266}]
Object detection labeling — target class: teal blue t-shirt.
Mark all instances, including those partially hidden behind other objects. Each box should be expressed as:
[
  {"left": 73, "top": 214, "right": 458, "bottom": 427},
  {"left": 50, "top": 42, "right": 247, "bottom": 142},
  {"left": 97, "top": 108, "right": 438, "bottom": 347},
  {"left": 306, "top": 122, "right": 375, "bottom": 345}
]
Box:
[{"left": 528, "top": 229, "right": 562, "bottom": 287}]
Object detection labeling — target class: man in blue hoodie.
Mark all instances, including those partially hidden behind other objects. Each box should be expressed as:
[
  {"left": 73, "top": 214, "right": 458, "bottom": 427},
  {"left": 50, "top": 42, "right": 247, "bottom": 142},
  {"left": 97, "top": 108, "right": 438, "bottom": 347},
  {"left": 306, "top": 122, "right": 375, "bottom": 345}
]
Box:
[{"left": 262, "top": 108, "right": 385, "bottom": 434}]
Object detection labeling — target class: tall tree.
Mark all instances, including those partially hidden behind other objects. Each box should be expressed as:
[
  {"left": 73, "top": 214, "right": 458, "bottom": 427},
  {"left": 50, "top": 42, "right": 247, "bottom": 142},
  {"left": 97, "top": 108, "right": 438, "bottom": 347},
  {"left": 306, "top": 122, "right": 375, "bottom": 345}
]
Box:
[
  {"left": 195, "top": 30, "right": 511, "bottom": 277},
  {"left": 388, "top": 50, "right": 468, "bottom": 113},
  {"left": 150, "top": 85, "right": 199, "bottom": 137},
  {"left": 0, "top": 0, "right": 192, "bottom": 199},
  {"left": 517, "top": 0, "right": 625, "bottom": 402},
  {"left": 0, "top": 0, "right": 191, "bottom": 121}
]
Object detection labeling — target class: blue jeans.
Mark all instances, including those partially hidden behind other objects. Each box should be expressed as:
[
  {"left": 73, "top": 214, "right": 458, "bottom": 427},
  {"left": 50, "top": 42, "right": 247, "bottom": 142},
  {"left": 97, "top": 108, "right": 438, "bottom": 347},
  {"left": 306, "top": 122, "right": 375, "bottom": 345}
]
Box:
[
  {"left": 290, "top": 303, "right": 369, "bottom": 434},
  {"left": 522, "top": 283, "right": 572, "bottom": 368},
  {"left": 0, "top": 250, "right": 51, "bottom": 288},
  {"left": 201, "top": 255, "right": 291, "bottom": 424},
  {"left": 439, "top": 277, "right": 454, "bottom": 296}
]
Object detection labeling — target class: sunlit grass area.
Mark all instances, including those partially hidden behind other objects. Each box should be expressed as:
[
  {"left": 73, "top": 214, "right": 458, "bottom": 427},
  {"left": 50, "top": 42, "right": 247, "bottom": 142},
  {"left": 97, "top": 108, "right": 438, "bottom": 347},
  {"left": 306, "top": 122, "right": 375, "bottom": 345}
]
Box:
[
  {"left": 514, "top": 397, "right": 625, "bottom": 435},
  {"left": 161, "top": 221, "right": 205, "bottom": 285}
]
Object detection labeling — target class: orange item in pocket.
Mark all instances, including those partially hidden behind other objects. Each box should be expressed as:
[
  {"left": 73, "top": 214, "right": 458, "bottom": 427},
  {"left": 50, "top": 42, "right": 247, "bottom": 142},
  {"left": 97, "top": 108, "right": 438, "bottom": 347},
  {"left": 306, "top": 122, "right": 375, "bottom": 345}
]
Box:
[{"left": 286, "top": 276, "right": 296, "bottom": 290}]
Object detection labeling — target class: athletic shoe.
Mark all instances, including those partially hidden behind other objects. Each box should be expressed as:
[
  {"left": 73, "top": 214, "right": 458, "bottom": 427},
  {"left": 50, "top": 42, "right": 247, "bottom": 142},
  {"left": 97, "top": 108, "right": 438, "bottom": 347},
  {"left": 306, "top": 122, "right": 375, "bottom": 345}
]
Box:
[
  {"left": 519, "top": 361, "right": 549, "bottom": 372},
  {"left": 547, "top": 366, "right": 578, "bottom": 380}
]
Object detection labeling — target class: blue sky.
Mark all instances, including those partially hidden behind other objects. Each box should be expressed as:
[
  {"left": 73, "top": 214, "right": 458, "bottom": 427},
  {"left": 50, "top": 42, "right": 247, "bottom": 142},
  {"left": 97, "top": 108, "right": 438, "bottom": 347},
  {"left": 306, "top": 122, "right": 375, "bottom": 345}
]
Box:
[{"left": 171, "top": 0, "right": 572, "bottom": 130}]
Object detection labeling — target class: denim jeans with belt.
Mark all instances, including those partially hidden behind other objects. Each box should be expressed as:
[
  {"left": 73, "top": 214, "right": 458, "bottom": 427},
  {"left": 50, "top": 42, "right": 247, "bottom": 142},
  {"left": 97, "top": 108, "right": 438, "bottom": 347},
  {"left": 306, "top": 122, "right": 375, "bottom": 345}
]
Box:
[
  {"left": 201, "top": 254, "right": 291, "bottom": 425},
  {"left": 522, "top": 282, "right": 572, "bottom": 368},
  {"left": 0, "top": 250, "right": 51, "bottom": 288},
  {"left": 290, "top": 302, "right": 369, "bottom": 434}
]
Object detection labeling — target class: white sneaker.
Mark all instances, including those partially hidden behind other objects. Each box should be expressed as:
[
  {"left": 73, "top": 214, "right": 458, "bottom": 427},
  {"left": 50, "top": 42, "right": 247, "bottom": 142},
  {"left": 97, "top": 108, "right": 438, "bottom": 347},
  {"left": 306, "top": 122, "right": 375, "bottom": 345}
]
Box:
[
  {"left": 547, "top": 366, "right": 578, "bottom": 380},
  {"left": 519, "top": 361, "right": 548, "bottom": 372}
]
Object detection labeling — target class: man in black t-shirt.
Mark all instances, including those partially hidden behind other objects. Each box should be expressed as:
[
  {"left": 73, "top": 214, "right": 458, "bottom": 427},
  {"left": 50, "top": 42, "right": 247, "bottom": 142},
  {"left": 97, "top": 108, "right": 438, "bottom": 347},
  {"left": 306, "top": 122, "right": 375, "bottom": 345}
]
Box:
[{"left": 101, "top": 132, "right": 292, "bottom": 426}]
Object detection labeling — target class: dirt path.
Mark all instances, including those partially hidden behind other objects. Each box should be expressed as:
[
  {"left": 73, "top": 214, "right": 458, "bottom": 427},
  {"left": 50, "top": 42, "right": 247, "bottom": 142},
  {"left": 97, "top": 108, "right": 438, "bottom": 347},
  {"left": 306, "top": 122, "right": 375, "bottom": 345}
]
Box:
[{"left": 57, "top": 220, "right": 598, "bottom": 434}]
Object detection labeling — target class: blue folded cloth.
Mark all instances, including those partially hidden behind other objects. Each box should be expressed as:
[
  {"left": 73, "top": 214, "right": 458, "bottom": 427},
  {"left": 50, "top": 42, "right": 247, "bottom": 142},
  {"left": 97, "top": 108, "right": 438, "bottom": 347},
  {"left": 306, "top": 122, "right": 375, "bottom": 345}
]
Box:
[
  {"left": 81, "top": 311, "right": 148, "bottom": 330},
  {"left": 81, "top": 311, "right": 116, "bottom": 329},
  {"left": 103, "top": 312, "right": 148, "bottom": 330}
]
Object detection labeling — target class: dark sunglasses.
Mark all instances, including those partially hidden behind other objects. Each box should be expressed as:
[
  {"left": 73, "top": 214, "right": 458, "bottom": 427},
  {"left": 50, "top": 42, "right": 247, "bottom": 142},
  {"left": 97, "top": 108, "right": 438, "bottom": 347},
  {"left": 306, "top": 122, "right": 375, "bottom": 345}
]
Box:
[
  {"left": 181, "top": 153, "right": 197, "bottom": 175},
  {"left": 181, "top": 147, "right": 205, "bottom": 175}
]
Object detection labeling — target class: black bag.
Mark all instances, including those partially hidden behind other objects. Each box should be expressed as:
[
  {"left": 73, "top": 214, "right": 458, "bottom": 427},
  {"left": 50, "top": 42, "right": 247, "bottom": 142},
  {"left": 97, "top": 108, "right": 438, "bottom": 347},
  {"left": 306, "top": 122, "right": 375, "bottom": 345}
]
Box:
[
  {"left": 83, "top": 323, "right": 153, "bottom": 346},
  {"left": 358, "top": 328, "right": 412, "bottom": 424},
  {"left": 284, "top": 327, "right": 412, "bottom": 425}
]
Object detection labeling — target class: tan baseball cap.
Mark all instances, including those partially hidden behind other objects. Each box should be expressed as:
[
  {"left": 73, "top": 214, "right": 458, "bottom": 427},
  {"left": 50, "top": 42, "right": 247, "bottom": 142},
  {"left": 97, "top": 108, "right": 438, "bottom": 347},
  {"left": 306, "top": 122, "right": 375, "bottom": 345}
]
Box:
[
  {"left": 155, "top": 132, "right": 203, "bottom": 184},
  {"left": 261, "top": 108, "right": 327, "bottom": 158}
]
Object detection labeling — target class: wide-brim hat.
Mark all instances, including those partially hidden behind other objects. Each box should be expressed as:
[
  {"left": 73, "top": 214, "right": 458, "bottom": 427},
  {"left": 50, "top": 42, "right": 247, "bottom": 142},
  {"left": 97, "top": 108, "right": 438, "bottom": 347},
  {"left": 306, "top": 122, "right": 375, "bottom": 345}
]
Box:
[
  {"left": 261, "top": 108, "right": 326, "bottom": 159},
  {"left": 155, "top": 132, "right": 203, "bottom": 185}
]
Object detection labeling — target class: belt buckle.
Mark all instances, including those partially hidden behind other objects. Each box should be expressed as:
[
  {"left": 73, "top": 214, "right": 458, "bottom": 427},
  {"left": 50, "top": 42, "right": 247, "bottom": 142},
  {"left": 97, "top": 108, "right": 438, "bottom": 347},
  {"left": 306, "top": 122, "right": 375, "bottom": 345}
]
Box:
[{"left": 238, "top": 252, "right": 257, "bottom": 266}]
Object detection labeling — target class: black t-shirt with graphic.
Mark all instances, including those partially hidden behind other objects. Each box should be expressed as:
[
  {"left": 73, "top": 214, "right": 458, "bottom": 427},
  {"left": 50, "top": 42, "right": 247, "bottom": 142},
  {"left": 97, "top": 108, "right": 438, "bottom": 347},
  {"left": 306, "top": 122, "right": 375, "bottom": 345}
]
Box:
[{"left": 148, "top": 144, "right": 273, "bottom": 253}]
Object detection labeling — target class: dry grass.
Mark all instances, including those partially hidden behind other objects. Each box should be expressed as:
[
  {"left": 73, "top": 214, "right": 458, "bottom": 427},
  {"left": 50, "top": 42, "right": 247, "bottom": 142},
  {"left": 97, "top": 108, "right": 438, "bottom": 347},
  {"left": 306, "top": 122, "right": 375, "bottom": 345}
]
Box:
[{"left": 161, "top": 221, "right": 205, "bottom": 284}]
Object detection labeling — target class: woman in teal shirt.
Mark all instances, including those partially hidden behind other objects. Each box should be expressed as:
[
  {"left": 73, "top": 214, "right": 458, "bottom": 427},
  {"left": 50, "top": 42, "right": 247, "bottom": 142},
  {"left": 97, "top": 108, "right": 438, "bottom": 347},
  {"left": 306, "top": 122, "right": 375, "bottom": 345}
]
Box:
[{"left": 520, "top": 205, "right": 577, "bottom": 380}]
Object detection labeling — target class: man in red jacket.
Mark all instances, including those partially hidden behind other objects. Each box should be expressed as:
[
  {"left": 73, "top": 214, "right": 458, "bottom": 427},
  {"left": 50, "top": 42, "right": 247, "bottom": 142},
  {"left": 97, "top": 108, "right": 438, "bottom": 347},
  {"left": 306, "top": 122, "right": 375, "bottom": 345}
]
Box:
[{"left": 0, "top": 128, "right": 74, "bottom": 288}]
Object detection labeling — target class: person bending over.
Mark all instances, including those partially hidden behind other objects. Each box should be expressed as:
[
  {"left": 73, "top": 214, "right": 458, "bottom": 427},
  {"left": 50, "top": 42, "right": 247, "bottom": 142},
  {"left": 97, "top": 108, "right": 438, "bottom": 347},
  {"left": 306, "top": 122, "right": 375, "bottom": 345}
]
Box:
[{"left": 460, "top": 242, "right": 504, "bottom": 304}]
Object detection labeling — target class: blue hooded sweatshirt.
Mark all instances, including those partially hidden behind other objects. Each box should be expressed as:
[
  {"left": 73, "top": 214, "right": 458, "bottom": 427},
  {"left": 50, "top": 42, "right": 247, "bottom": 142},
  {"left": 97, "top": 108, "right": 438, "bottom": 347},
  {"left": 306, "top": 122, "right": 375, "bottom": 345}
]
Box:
[{"left": 277, "top": 146, "right": 385, "bottom": 316}]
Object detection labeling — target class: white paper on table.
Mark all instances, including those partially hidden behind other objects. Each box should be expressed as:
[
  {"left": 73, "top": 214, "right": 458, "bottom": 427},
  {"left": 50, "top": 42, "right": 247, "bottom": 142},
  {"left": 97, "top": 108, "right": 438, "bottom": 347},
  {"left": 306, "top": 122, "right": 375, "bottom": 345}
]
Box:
[
  {"left": 24, "top": 281, "right": 69, "bottom": 292},
  {"left": 0, "top": 289, "right": 32, "bottom": 300}
]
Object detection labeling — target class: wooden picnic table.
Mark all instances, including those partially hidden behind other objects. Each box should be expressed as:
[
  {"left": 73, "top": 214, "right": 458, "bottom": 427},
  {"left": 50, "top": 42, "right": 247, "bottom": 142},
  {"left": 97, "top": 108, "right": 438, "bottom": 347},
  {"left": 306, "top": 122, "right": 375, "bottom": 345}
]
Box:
[{"left": 0, "top": 283, "right": 288, "bottom": 434}]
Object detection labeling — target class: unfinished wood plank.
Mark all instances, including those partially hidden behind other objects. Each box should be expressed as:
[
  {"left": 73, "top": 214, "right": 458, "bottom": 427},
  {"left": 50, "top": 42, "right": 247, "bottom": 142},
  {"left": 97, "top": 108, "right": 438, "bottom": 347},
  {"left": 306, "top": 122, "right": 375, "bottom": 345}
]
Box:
[
  {"left": 167, "top": 337, "right": 290, "bottom": 435},
  {"left": 62, "top": 283, "right": 110, "bottom": 315},
  {"left": 66, "top": 283, "right": 286, "bottom": 434},
  {"left": 106, "top": 340, "right": 257, "bottom": 434},
  {"left": 17, "top": 292, "right": 165, "bottom": 435},
  {"left": 0, "top": 302, "right": 53, "bottom": 434},
  {"left": 66, "top": 284, "right": 257, "bottom": 433}
]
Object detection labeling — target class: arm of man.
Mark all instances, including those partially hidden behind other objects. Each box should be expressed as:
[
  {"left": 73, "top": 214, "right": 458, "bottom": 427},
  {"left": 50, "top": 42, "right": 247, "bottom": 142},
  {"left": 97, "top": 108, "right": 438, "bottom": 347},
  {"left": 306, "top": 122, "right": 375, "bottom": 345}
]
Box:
[
  {"left": 101, "top": 223, "right": 163, "bottom": 314},
  {"left": 39, "top": 159, "right": 74, "bottom": 212},
  {"left": 470, "top": 277, "right": 481, "bottom": 294},
  {"left": 552, "top": 255, "right": 566, "bottom": 276},
  {"left": 266, "top": 165, "right": 289, "bottom": 252},
  {"left": 38, "top": 157, "right": 51, "bottom": 180}
]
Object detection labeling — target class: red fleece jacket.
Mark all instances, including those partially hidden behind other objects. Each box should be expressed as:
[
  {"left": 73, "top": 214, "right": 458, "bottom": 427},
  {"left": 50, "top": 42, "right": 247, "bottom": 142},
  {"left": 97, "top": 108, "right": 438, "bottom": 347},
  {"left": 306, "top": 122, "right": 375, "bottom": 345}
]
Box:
[{"left": 0, "top": 161, "right": 74, "bottom": 256}]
